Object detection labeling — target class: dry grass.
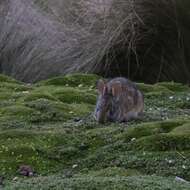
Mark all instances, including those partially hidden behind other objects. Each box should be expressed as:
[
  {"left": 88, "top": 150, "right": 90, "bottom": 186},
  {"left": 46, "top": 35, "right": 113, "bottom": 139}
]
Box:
[{"left": 0, "top": 0, "right": 189, "bottom": 83}]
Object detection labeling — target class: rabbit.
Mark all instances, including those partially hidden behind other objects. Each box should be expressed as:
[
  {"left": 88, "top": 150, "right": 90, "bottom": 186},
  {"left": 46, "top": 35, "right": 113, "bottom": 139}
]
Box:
[{"left": 94, "top": 77, "right": 144, "bottom": 123}]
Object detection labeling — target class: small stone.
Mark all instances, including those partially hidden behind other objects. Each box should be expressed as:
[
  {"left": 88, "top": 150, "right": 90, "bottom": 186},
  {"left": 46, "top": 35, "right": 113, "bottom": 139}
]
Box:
[
  {"left": 26, "top": 83, "right": 32, "bottom": 87},
  {"left": 18, "top": 165, "right": 34, "bottom": 177},
  {"left": 72, "top": 164, "right": 78, "bottom": 169},
  {"left": 78, "top": 84, "right": 83, "bottom": 88},
  {"left": 131, "top": 138, "right": 136, "bottom": 142},
  {"left": 168, "top": 160, "right": 173, "bottom": 164},
  {"left": 22, "top": 91, "right": 29, "bottom": 94},
  {"left": 13, "top": 177, "right": 18, "bottom": 181}
]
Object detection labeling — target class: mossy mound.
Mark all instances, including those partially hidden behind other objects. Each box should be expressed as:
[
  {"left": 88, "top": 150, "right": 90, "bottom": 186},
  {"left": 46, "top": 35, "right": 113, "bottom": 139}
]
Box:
[
  {"left": 5, "top": 175, "right": 190, "bottom": 190},
  {"left": 0, "top": 74, "right": 21, "bottom": 84},
  {"left": 0, "top": 74, "right": 190, "bottom": 189},
  {"left": 37, "top": 73, "right": 101, "bottom": 87}
]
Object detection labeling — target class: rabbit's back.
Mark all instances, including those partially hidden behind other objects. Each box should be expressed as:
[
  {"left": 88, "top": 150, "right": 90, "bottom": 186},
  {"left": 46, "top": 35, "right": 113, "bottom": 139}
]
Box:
[
  {"left": 107, "top": 77, "right": 144, "bottom": 121},
  {"left": 108, "top": 77, "right": 137, "bottom": 90}
]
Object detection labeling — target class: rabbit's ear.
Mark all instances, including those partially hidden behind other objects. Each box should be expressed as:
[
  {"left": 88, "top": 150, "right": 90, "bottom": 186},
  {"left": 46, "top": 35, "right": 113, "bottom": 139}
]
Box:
[
  {"left": 111, "top": 82, "right": 122, "bottom": 96},
  {"left": 97, "top": 79, "right": 106, "bottom": 94},
  {"left": 103, "top": 86, "right": 108, "bottom": 95}
]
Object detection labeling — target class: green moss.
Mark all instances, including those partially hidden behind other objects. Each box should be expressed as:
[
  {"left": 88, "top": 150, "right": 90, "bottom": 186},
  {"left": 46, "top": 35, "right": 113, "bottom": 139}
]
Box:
[
  {"left": 0, "top": 82, "right": 31, "bottom": 92},
  {"left": 80, "top": 167, "right": 141, "bottom": 177},
  {"left": 52, "top": 87, "right": 96, "bottom": 104},
  {"left": 81, "top": 148, "right": 190, "bottom": 179},
  {"left": 5, "top": 175, "right": 190, "bottom": 190},
  {"left": 170, "top": 123, "right": 190, "bottom": 135},
  {"left": 38, "top": 73, "right": 101, "bottom": 87},
  {"left": 128, "top": 134, "right": 190, "bottom": 151},
  {"left": 176, "top": 100, "right": 190, "bottom": 109},
  {"left": 0, "top": 134, "right": 53, "bottom": 176},
  {"left": 68, "top": 103, "right": 94, "bottom": 116},
  {"left": 22, "top": 92, "right": 57, "bottom": 102},
  {"left": 122, "top": 119, "right": 188, "bottom": 141},
  {"left": 0, "top": 129, "right": 82, "bottom": 176},
  {"left": 25, "top": 99, "right": 92, "bottom": 122},
  {"left": 0, "top": 92, "right": 14, "bottom": 101},
  {"left": 0, "top": 74, "right": 20, "bottom": 84},
  {"left": 0, "top": 105, "right": 34, "bottom": 118},
  {"left": 0, "top": 74, "right": 190, "bottom": 189},
  {"left": 158, "top": 82, "right": 190, "bottom": 92},
  {"left": 137, "top": 83, "right": 172, "bottom": 94},
  {"left": 137, "top": 82, "right": 190, "bottom": 94}
]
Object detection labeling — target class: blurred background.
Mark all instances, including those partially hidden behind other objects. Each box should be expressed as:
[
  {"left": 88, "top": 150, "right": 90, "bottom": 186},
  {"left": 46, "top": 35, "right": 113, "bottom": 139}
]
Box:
[{"left": 0, "top": 0, "right": 190, "bottom": 83}]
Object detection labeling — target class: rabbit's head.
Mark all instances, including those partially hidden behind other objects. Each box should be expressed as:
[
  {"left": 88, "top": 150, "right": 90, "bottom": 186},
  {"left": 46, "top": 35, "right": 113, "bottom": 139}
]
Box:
[{"left": 94, "top": 79, "right": 122, "bottom": 123}]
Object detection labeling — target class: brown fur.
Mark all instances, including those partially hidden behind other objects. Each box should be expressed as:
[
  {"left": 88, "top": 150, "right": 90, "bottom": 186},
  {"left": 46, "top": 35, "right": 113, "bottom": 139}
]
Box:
[{"left": 94, "top": 77, "right": 144, "bottom": 123}]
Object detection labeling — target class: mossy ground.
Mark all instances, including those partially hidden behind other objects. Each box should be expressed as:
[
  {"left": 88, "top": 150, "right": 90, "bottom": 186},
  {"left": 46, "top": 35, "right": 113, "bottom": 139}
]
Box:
[{"left": 0, "top": 74, "right": 190, "bottom": 189}]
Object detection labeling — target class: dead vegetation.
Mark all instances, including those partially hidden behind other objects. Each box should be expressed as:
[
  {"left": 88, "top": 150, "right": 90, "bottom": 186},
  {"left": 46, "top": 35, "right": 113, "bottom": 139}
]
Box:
[{"left": 0, "top": 0, "right": 190, "bottom": 83}]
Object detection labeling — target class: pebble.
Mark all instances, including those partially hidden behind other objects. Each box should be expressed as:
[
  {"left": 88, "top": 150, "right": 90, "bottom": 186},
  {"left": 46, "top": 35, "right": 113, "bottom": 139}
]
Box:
[
  {"left": 169, "top": 96, "right": 174, "bottom": 100},
  {"left": 72, "top": 164, "right": 78, "bottom": 169},
  {"left": 13, "top": 177, "right": 18, "bottom": 181},
  {"left": 18, "top": 165, "right": 34, "bottom": 177},
  {"left": 131, "top": 138, "right": 136, "bottom": 142}
]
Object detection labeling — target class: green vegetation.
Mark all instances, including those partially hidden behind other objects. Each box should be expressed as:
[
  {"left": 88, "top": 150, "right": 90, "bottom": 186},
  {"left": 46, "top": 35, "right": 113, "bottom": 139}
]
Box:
[
  {"left": 5, "top": 175, "right": 190, "bottom": 190},
  {"left": 0, "top": 74, "right": 190, "bottom": 189}
]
